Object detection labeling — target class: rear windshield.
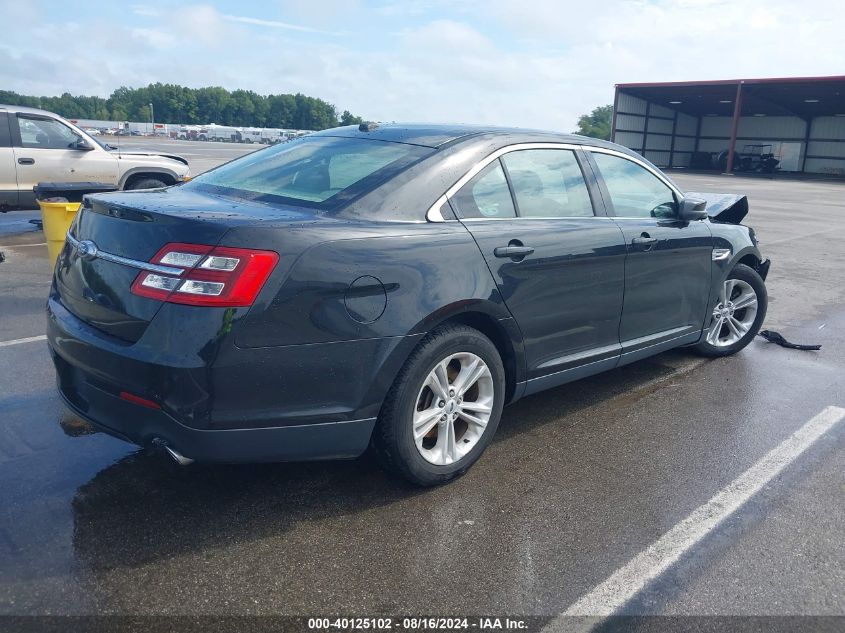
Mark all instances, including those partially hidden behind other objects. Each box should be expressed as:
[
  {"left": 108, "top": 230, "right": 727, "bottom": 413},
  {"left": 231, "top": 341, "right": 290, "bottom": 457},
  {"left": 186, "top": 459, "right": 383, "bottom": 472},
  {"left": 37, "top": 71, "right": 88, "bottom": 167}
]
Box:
[{"left": 187, "top": 136, "right": 432, "bottom": 208}]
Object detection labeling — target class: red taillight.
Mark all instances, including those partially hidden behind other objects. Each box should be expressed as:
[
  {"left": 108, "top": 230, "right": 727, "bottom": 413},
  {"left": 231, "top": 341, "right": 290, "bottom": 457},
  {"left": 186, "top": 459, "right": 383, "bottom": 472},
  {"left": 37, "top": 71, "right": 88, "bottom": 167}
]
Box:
[
  {"left": 119, "top": 391, "right": 161, "bottom": 410},
  {"left": 130, "top": 243, "right": 279, "bottom": 307}
]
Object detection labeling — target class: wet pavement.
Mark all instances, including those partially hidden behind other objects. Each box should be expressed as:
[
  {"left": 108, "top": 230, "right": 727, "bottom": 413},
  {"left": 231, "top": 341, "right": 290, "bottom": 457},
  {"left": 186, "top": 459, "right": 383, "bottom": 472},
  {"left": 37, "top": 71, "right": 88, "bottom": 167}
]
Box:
[{"left": 1, "top": 167, "right": 844, "bottom": 625}]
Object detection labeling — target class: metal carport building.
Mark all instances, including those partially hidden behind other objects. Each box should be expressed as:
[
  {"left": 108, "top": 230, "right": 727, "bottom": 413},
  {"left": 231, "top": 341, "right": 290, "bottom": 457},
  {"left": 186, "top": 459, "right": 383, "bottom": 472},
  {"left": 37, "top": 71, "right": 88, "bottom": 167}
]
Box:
[{"left": 611, "top": 75, "right": 845, "bottom": 177}]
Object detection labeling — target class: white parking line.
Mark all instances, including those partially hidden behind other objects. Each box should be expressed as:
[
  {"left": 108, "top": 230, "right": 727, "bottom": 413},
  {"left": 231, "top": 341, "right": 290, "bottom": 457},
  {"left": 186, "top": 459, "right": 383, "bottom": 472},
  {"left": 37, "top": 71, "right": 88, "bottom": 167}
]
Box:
[
  {"left": 0, "top": 242, "right": 47, "bottom": 248},
  {"left": 546, "top": 405, "right": 845, "bottom": 630},
  {"left": 0, "top": 335, "right": 47, "bottom": 348}
]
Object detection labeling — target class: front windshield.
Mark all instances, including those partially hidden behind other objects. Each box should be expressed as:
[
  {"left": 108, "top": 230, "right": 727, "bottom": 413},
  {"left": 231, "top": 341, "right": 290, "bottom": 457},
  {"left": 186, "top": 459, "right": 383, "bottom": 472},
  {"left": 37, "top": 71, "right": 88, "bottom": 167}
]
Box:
[{"left": 187, "top": 136, "right": 432, "bottom": 208}]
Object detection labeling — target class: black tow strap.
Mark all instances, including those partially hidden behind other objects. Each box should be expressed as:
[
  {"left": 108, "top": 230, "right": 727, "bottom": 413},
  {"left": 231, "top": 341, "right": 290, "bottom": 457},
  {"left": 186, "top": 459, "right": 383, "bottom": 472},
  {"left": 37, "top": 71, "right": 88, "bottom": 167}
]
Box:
[{"left": 758, "top": 330, "right": 821, "bottom": 351}]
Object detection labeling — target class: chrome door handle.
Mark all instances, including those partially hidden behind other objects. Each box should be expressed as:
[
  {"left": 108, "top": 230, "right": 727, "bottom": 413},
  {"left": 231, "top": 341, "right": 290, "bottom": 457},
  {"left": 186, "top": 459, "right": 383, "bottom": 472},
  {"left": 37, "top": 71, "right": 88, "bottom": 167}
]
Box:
[
  {"left": 494, "top": 246, "right": 534, "bottom": 257},
  {"left": 631, "top": 234, "right": 658, "bottom": 251},
  {"left": 494, "top": 241, "right": 534, "bottom": 261},
  {"left": 17, "top": 158, "right": 35, "bottom": 165}
]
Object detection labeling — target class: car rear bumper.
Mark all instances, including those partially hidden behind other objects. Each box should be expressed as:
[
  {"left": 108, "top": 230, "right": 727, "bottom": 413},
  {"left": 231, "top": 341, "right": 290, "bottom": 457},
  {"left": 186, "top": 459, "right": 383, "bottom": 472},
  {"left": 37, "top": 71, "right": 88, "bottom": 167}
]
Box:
[
  {"left": 46, "top": 294, "right": 407, "bottom": 462},
  {"left": 53, "top": 359, "right": 375, "bottom": 462}
]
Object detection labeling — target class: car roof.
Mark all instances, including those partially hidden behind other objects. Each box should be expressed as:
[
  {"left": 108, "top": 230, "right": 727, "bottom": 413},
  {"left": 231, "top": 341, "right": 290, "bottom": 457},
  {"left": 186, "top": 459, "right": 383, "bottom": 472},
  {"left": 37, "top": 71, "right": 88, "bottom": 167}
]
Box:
[
  {"left": 0, "top": 103, "right": 58, "bottom": 116},
  {"left": 0, "top": 112, "right": 624, "bottom": 154},
  {"left": 312, "top": 123, "right": 618, "bottom": 150}
]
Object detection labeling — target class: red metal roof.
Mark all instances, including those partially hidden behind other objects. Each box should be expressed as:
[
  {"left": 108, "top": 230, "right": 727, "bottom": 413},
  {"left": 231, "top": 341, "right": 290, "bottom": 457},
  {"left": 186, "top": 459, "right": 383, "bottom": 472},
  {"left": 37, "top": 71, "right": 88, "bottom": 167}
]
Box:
[
  {"left": 615, "top": 76, "right": 845, "bottom": 118},
  {"left": 616, "top": 75, "right": 845, "bottom": 89}
]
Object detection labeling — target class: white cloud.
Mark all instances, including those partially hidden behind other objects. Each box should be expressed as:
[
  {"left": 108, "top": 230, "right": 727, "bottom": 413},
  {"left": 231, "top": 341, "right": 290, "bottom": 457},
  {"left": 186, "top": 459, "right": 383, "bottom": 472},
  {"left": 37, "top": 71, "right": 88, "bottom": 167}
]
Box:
[
  {"left": 130, "top": 27, "right": 176, "bottom": 49},
  {"left": 276, "top": 0, "right": 362, "bottom": 24},
  {"left": 222, "top": 14, "right": 342, "bottom": 35},
  {"left": 131, "top": 4, "right": 159, "bottom": 17},
  {"left": 0, "top": 0, "right": 40, "bottom": 23},
  {"left": 2, "top": 0, "right": 844, "bottom": 131},
  {"left": 401, "top": 19, "right": 493, "bottom": 52},
  {"left": 374, "top": 0, "right": 478, "bottom": 17}
]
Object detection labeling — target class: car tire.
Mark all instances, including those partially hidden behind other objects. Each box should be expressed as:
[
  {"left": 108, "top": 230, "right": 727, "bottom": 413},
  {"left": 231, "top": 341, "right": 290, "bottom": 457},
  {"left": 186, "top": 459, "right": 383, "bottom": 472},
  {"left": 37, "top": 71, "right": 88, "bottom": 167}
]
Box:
[
  {"left": 692, "top": 263, "right": 767, "bottom": 357},
  {"left": 125, "top": 178, "right": 168, "bottom": 191},
  {"left": 371, "top": 324, "right": 506, "bottom": 486}
]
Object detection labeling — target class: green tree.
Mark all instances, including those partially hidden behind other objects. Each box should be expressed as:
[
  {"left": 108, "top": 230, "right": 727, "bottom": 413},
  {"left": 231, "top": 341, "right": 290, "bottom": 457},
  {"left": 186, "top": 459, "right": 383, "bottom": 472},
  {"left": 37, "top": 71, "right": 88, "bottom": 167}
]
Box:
[
  {"left": 226, "top": 90, "right": 257, "bottom": 126},
  {"left": 107, "top": 86, "right": 133, "bottom": 121},
  {"left": 574, "top": 104, "right": 613, "bottom": 140},
  {"left": 340, "top": 110, "right": 363, "bottom": 126},
  {"left": 292, "top": 93, "right": 337, "bottom": 130},
  {"left": 267, "top": 94, "right": 296, "bottom": 128},
  {"left": 110, "top": 105, "right": 128, "bottom": 122},
  {"left": 180, "top": 88, "right": 198, "bottom": 123},
  {"left": 195, "top": 86, "right": 231, "bottom": 124},
  {"left": 3, "top": 84, "right": 362, "bottom": 130}
]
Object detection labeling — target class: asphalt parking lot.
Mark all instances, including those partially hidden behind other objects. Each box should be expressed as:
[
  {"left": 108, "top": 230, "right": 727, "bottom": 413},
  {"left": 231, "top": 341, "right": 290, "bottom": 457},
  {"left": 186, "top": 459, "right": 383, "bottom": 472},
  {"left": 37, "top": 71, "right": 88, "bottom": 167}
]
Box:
[
  {"left": 115, "top": 136, "right": 259, "bottom": 174},
  {"left": 1, "top": 139, "right": 844, "bottom": 630}
]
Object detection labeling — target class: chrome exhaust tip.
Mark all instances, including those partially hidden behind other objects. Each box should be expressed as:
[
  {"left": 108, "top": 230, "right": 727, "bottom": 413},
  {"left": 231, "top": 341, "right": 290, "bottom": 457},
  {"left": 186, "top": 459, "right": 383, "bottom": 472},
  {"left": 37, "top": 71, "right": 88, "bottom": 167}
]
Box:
[{"left": 164, "top": 445, "right": 195, "bottom": 466}]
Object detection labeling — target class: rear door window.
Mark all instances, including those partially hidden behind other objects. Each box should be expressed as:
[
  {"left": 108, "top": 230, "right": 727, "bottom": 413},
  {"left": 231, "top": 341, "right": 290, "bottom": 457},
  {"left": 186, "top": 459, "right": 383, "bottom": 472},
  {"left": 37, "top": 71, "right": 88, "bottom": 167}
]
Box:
[
  {"left": 450, "top": 160, "right": 516, "bottom": 219},
  {"left": 189, "top": 136, "right": 432, "bottom": 207},
  {"left": 502, "top": 149, "right": 594, "bottom": 218}
]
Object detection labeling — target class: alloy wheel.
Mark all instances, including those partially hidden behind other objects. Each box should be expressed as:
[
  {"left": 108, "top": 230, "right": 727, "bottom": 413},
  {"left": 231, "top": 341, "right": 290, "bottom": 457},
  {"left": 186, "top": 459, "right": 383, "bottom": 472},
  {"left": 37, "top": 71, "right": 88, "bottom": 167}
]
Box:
[
  {"left": 413, "top": 352, "right": 495, "bottom": 465},
  {"left": 706, "top": 278, "right": 759, "bottom": 347}
]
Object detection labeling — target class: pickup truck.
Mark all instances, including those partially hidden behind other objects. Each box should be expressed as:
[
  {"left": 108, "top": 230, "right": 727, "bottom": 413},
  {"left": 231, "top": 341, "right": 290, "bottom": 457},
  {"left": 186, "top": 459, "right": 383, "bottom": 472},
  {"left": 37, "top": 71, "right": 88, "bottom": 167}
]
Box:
[{"left": 0, "top": 104, "right": 190, "bottom": 210}]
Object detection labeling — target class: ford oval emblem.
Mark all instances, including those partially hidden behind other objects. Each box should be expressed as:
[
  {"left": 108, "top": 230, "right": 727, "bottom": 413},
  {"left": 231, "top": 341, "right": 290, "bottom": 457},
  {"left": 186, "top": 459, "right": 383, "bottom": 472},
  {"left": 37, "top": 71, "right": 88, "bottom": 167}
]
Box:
[{"left": 76, "top": 240, "right": 98, "bottom": 261}]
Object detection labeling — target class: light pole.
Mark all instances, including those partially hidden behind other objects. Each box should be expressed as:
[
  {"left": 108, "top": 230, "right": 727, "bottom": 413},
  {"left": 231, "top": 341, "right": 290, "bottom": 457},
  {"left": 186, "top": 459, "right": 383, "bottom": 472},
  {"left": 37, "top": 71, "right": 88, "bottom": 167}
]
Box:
[{"left": 149, "top": 102, "right": 154, "bottom": 135}]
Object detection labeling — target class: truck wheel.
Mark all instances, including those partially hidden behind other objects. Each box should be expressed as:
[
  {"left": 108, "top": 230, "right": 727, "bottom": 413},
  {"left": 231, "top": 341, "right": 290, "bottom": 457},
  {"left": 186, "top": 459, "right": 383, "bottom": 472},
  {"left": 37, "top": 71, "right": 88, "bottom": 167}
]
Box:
[
  {"left": 372, "top": 325, "right": 505, "bottom": 486},
  {"left": 125, "top": 178, "right": 168, "bottom": 190},
  {"left": 693, "top": 264, "right": 767, "bottom": 357}
]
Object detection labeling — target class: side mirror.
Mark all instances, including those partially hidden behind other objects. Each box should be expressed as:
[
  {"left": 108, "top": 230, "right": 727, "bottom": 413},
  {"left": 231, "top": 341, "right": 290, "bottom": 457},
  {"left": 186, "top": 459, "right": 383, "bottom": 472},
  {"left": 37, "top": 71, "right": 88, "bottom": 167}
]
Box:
[
  {"left": 678, "top": 196, "right": 708, "bottom": 221},
  {"left": 73, "top": 138, "right": 95, "bottom": 151}
]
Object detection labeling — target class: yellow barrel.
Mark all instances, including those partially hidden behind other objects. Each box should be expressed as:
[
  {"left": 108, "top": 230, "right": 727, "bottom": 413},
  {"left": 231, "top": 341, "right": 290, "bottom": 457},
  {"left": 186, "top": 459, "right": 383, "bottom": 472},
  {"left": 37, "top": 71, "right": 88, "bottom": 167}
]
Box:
[{"left": 38, "top": 200, "right": 81, "bottom": 265}]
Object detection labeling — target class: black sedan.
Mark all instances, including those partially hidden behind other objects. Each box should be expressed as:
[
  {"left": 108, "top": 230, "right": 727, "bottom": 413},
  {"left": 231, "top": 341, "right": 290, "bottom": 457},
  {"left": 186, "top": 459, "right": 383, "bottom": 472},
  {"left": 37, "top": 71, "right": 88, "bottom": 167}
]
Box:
[{"left": 47, "top": 124, "right": 769, "bottom": 485}]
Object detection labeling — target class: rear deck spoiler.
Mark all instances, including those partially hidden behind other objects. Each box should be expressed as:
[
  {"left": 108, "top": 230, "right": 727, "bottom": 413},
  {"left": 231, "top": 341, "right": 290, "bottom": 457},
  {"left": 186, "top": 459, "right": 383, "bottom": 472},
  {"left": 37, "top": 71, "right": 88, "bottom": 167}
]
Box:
[{"left": 686, "top": 192, "right": 748, "bottom": 224}]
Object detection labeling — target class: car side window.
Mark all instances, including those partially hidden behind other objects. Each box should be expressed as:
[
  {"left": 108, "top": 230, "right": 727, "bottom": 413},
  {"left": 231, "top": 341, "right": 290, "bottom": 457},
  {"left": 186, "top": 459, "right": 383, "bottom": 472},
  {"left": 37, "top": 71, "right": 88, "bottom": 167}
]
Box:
[
  {"left": 16, "top": 115, "right": 81, "bottom": 150},
  {"left": 502, "top": 149, "right": 593, "bottom": 218},
  {"left": 450, "top": 159, "right": 516, "bottom": 219},
  {"left": 591, "top": 152, "right": 677, "bottom": 219}
]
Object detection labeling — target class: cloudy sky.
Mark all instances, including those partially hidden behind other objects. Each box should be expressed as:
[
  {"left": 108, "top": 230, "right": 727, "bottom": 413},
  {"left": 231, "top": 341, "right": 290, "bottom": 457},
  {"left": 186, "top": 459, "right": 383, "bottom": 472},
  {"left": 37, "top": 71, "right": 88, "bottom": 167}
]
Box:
[{"left": 1, "top": 0, "right": 843, "bottom": 130}]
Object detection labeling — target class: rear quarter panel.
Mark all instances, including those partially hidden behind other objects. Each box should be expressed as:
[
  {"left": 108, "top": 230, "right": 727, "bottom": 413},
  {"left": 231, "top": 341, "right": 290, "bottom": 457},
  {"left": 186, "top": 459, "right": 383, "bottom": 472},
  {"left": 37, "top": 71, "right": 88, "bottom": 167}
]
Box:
[
  {"left": 211, "top": 220, "right": 518, "bottom": 424},
  {"left": 231, "top": 221, "right": 512, "bottom": 348}
]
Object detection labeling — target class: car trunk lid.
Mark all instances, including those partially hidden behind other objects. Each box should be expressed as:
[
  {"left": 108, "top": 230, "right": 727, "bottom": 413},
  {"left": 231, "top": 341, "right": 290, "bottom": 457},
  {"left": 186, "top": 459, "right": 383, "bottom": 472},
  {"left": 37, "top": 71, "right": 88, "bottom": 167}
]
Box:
[{"left": 53, "top": 187, "right": 311, "bottom": 342}]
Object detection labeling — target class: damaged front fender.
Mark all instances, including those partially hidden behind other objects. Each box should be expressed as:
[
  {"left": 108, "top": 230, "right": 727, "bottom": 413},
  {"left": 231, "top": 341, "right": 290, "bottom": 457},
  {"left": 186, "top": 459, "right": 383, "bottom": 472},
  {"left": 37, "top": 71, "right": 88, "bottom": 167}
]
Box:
[{"left": 686, "top": 191, "right": 748, "bottom": 224}]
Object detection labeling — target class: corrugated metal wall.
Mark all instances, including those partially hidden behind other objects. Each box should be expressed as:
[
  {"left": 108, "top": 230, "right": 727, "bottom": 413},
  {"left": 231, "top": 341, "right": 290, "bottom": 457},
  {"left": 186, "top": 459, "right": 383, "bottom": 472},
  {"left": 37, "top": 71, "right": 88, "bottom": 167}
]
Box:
[
  {"left": 612, "top": 92, "right": 697, "bottom": 168},
  {"left": 697, "top": 115, "right": 807, "bottom": 172},
  {"left": 612, "top": 89, "right": 845, "bottom": 175},
  {"left": 806, "top": 116, "right": 845, "bottom": 176}
]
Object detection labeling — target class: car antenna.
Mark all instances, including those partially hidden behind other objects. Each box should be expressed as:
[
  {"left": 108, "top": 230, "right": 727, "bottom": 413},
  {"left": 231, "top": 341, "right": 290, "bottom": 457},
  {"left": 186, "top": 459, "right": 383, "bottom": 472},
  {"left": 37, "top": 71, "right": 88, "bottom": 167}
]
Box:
[{"left": 116, "top": 122, "right": 123, "bottom": 154}]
